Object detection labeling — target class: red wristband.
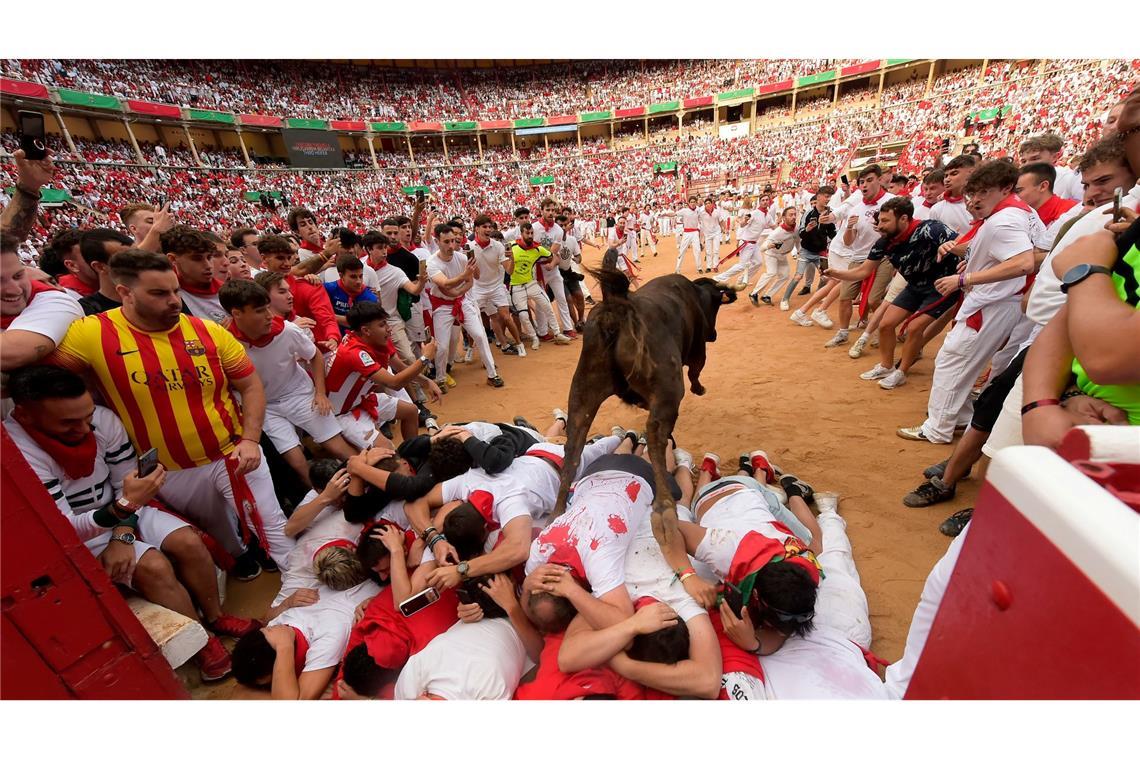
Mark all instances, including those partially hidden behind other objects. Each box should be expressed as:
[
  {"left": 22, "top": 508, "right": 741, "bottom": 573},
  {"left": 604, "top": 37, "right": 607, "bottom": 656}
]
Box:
[{"left": 1021, "top": 398, "right": 1061, "bottom": 415}]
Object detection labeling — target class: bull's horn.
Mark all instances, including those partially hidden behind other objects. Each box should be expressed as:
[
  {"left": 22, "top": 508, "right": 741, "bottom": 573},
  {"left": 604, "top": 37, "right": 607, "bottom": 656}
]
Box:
[{"left": 730, "top": 282, "right": 747, "bottom": 292}]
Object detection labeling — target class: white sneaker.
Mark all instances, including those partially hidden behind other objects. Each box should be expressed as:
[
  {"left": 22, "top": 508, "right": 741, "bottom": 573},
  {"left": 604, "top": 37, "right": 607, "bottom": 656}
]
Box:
[
  {"left": 879, "top": 369, "right": 908, "bottom": 390},
  {"left": 553, "top": 333, "right": 571, "bottom": 345},
  {"left": 552, "top": 407, "right": 568, "bottom": 423},
  {"left": 824, "top": 330, "right": 849, "bottom": 348},
  {"left": 611, "top": 425, "right": 626, "bottom": 438},
  {"left": 859, "top": 363, "right": 892, "bottom": 381},
  {"left": 463, "top": 346, "right": 474, "bottom": 363},
  {"left": 815, "top": 491, "right": 839, "bottom": 514},
  {"left": 811, "top": 309, "right": 834, "bottom": 329},
  {"left": 530, "top": 334, "right": 540, "bottom": 350},
  {"left": 673, "top": 448, "right": 694, "bottom": 472},
  {"left": 848, "top": 335, "right": 868, "bottom": 358},
  {"left": 515, "top": 343, "right": 527, "bottom": 357},
  {"left": 779, "top": 300, "right": 790, "bottom": 311},
  {"left": 790, "top": 310, "right": 813, "bottom": 327}
]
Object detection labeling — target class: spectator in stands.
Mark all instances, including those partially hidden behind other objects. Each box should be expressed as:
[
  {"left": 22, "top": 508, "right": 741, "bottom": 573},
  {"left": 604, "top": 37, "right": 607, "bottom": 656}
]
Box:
[{"left": 76, "top": 228, "right": 134, "bottom": 316}]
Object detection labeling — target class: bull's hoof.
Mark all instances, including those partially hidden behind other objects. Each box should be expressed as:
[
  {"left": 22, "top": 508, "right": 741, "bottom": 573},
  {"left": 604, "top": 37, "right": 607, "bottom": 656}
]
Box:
[
  {"left": 691, "top": 383, "right": 706, "bottom": 396},
  {"left": 650, "top": 501, "right": 679, "bottom": 551}
]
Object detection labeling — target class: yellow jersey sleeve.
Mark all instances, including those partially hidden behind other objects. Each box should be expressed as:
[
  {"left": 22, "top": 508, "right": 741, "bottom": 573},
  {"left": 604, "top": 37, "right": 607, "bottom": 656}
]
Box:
[
  {"left": 49, "top": 315, "right": 97, "bottom": 374},
  {"left": 205, "top": 320, "right": 255, "bottom": 380}
]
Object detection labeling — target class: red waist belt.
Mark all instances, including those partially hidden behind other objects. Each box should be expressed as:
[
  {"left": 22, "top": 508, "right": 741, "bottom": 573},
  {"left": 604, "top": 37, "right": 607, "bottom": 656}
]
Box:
[
  {"left": 683, "top": 228, "right": 699, "bottom": 232},
  {"left": 428, "top": 293, "right": 464, "bottom": 324}
]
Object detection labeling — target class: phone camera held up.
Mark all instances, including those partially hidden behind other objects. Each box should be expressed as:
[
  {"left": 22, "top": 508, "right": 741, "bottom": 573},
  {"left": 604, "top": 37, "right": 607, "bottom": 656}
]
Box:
[{"left": 18, "top": 110, "right": 48, "bottom": 161}]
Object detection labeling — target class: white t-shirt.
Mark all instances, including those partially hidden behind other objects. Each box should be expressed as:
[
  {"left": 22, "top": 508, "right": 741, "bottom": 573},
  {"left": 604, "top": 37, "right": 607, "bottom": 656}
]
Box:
[
  {"left": 760, "top": 625, "right": 889, "bottom": 699},
  {"left": 372, "top": 263, "right": 412, "bottom": 316},
  {"left": 272, "top": 581, "right": 379, "bottom": 672},
  {"left": 5, "top": 407, "right": 133, "bottom": 541},
  {"left": 1033, "top": 202, "right": 1084, "bottom": 253},
  {"left": 410, "top": 246, "right": 433, "bottom": 308},
  {"left": 274, "top": 499, "right": 360, "bottom": 600},
  {"left": 440, "top": 452, "right": 560, "bottom": 528},
  {"left": 180, "top": 290, "right": 229, "bottom": 323},
  {"left": 763, "top": 225, "right": 799, "bottom": 255},
  {"left": 1027, "top": 183, "right": 1140, "bottom": 328},
  {"left": 678, "top": 207, "right": 701, "bottom": 232},
  {"left": 239, "top": 320, "right": 316, "bottom": 403},
  {"left": 560, "top": 233, "right": 582, "bottom": 274},
  {"left": 470, "top": 238, "right": 508, "bottom": 288},
  {"left": 426, "top": 252, "right": 467, "bottom": 300},
  {"left": 393, "top": 618, "right": 528, "bottom": 700},
  {"left": 739, "top": 207, "right": 776, "bottom": 242},
  {"left": 623, "top": 507, "right": 707, "bottom": 623},
  {"left": 5, "top": 288, "right": 83, "bottom": 344},
  {"left": 526, "top": 468, "right": 654, "bottom": 597},
  {"left": 829, "top": 191, "right": 895, "bottom": 262},
  {"left": 911, "top": 201, "right": 936, "bottom": 221},
  {"left": 930, "top": 198, "right": 974, "bottom": 236},
  {"left": 959, "top": 204, "right": 1039, "bottom": 319},
  {"left": 698, "top": 208, "right": 726, "bottom": 236},
  {"left": 532, "top": 219, "right": 564, "bottom": 252},
  {"left": 1053, "top": 166, "right": 1084, "bottom": 202}
]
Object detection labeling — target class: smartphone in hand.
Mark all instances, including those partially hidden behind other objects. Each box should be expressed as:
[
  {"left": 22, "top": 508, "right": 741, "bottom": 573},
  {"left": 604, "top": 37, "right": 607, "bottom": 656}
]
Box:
[
  {"left": 18, "top": 110, "right": 47, "bottom": 160},
  {"left": 137, "top": 447, "right": 160, "bottom": 478}
]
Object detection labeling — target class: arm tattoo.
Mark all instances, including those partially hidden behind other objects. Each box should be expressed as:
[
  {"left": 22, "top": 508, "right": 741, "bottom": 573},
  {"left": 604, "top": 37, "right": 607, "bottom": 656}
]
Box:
[{"left": 0, "top": 187, "right": 41, "bottom": 245}]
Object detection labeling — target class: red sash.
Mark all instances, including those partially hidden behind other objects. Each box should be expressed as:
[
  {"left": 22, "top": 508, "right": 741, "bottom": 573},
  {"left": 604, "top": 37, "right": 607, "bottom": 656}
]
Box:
[
  {"left": 428, "top": 292, "right": 464, "bottom": 324},
  {"left": 291, "top": 626, "right": 310, "bottom": 676},
  {"left": 224, "top": 456, "right": 270, "bottom": 551}
]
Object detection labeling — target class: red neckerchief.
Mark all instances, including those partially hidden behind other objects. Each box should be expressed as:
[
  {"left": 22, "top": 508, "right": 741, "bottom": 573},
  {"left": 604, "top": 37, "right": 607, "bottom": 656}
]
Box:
[
  {"left": 226, "top": 315, "right": 285, "bottom": 348},
  {"left": 338, "top": 279, "right": 366, "bottom": 305},
  {"left": 0, "top": 280, "right": 57, "bottom": 329},
  {"left": 19, "top": 422, "right": 98, "bottom": 480},
  {"left": 728, "top": 528, "right": 823, "bottom": 586},
  {"left": 922, "top": 198, "right": 938, "bottom": 208},
  {"left": 178, "top": 276, "right": 224, "bottom": 297},
  {"left": 957, "top": 193, "right": 1033, "bottom": 247},
  {"left": 467, "top": 490, "right": 500, "bottom": 531},
  {"left": 537, "top": 218, "right": 556, "bottom": 233},
  {"left": 780, "top": 222, "right": 796, "bottom": 232},
  {"left": 291, "top": 627, "right": 310, "bottom": 677},
  {"left": 942, "top": 192, "right": 964, "bottom": 204},
  {"left": 313, "top": 538, "right": 357, "bottom": 561},
  {"left": 1035, "top": 194, "right": 1078, "bottom": 227},
  {"left": 862, "top": 188, "right": 886, "bottom": 205},
  {"left": 887, "top": 219, "right": 922, "bottom": 249},
  {"left": 57, "top": 273, "right": 96, "bottom": 297},
  {"left": 299, "top": 239, "right": 324, "bottom": 256},
  {"left": 514, "top": 239, "right": 539, "bottom": 250}
]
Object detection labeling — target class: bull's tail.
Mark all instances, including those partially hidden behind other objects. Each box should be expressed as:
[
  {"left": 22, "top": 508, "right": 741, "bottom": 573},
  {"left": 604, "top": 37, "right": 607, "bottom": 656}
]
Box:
[{"left": 586, "top": 264, "right": 652, "bottom": 381}]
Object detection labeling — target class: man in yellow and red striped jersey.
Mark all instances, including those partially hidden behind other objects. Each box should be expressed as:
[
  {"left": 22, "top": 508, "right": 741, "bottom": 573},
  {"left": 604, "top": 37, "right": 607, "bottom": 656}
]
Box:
[{"left": 51, "top": 249, "right": 293, "bottom": 577}]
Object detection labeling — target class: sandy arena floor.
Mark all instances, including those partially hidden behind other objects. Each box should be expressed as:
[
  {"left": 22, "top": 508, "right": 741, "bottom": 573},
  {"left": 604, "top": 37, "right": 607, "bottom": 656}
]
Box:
[{"left": 191, "top": 234, "right": 978, "bottom": 698}]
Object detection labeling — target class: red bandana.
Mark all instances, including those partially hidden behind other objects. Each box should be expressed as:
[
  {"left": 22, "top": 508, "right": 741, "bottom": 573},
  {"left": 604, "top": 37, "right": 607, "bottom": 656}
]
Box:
[
  {"left": 922, "top": 198, "right": 937, "bottom": 208},
  {"left": 313, "top": 538, "right": 357, "bottom": 561},
  {"left": 57, "top": 273, "right": 96, "bottom": 297},
  {"left": 863, "top": 188, "right": 886, "bottom": 205},
  {"left": 942, "top": 192, "right": 964, "bottom": 204},
  {"left": 178, "top": 276, "right": 224, "bottom": 297},
  {"left": 957, "top": 193, "right": 1033, "bottom": 247},
  {"left": 888, "top": 219, "right": 922, "bottom": 248},
  {"left": 300, "top": 239, "right": 324, "bottom": 256},
  {"left": 226, "top": 315, "right": 286, "bottom": 348},
  {"left": 291, "top": 626, "right": 310, "bottom": 676},
  {"left": 1035, "top": 194, "right": 1078, "bottom": 227},
  {"left": 780, "top": 222, "right": 796, "bottom": 232},
  {"left": 728, "top": 527, "right": 823, "bottom": 586},
  {"left": 0, "top": 280, "right": 57, "bottom": 329},
  {"left": 466, "top": 490, "right": 500, "bottom": 531},
  {"left": 19, "top": 422, "right": 98, "bottom": 481}
]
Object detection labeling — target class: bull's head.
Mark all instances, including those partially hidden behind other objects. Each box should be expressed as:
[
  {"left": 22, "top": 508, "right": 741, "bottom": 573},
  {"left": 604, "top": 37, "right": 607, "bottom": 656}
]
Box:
[{"left": 693, "top": 278, "right": 741, "bottom": 342}]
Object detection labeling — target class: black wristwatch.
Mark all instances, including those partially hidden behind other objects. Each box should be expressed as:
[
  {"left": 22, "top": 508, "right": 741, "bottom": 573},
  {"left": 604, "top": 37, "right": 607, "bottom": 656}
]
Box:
[{"left": 1060, "top": 263, "right": 1112, "bottom": 293}]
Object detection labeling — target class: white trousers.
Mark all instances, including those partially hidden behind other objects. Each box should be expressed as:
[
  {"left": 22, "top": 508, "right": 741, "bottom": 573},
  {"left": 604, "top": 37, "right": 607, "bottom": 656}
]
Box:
[
  {"left": 432, "top": 297, "right": 498, "bottom": 380},
  {"left": 989, "top": 312, "right": 1035, "bottom": 380},
  {"left": 751, "top": 251, "right": 791, "bottom": 297},
  {"left": 159, "top": 450, "right": 294, "bottom": 565},
  {"left": 639, "top": 228, "right": 656, "bottom": 253},
  {"left": 510, "top": 280, "right": 558, "bottom": 339},
  {"left": 386, "top": 315, "right": 416, "bottom": 365},
  {"left": 545, "top": 269, "right": 573, "bottom": 333},
  {"left": 814, "top": 510, "right": 872, "bottom": 648},
  {"left": 676, "top": 231, "right": 701, "bottom": 272},
  {"left": 714, "top": 241, "right": 761, "bottom": 285},
  {"left": 884, "top": 525, "right": 969, "bottom": 699},
  {"left": 920, "top": 300, "right": 1022, "bottom": 443},
  {"left": 703, "top": 232, "right": 722, "bottom": 270}
]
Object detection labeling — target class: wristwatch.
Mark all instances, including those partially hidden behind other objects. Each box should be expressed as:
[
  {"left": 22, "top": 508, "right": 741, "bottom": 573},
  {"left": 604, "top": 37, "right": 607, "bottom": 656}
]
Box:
[
  {"left": 111, "top": 532, "right": 136, "bottom": 545},
  {"left": 418, "top": 354, "right": 430, "bottom": 365},
  {"left": 456, "top": 561, "right": 470, "bottom": 580},
  {"left": 1060, "top": 263, "right": 1112, "bottom": 293}
]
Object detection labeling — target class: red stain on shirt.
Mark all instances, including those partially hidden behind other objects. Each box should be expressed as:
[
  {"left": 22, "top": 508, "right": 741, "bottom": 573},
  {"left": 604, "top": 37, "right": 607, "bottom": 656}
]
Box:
[
  {"left": 608, "top": 515, "right": 628, "bottom": 535},
  {"left": 625, "top": 481, "right": 641, "bottom": 502}
]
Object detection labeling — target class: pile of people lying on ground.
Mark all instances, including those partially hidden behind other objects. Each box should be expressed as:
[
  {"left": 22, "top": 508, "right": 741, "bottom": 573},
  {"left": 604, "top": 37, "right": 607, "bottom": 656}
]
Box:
[{"left": 0, "top": 80, "right": 1136, "bottom": 698}]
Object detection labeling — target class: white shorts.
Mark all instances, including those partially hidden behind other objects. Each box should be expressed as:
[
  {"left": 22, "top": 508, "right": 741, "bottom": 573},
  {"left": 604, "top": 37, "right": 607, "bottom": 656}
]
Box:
[
  {"left": 827, "top": 253, "right": 855, "bottom": 272},
  {"left": 885, "top": 272, "right": 907, "bottom": 303},
  {"left": 264, "top": 392, "right": 345, "bottom": 453},
  {"left": 87, "top": 506, "right": 189, "bottom": 587},
  {"left": 336, "top": 388, "right": 412, "bottom": 449},
  {"left": 983, "top": 372, "right": 1024, "bottom": 458},
  {"left": 720, "top": 672, "right": 767, "bottom": 700},
  {"left": 473, "top": 283, "right": 510, "bottom": 316}
]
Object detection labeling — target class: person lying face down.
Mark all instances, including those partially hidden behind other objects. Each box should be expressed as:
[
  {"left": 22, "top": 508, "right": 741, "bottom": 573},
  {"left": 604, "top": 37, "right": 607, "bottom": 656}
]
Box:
[{"left": 231, "top": 545, "right": 378, "bottom": 700}]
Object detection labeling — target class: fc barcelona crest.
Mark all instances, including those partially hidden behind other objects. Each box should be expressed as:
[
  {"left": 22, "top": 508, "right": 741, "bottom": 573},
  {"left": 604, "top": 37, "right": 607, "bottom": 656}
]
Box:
[{"left": 184, "top": 339, "right": 206, "bottom": 357}]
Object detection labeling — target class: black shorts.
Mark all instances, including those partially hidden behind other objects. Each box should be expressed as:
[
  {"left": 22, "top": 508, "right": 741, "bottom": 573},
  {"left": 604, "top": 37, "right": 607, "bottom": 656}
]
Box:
[
  {"left": 970, "top": 347, "right": 1028, "bottom": 433},
  {"left": 892, "top": 285, "right": 957, "bottom": 320},
  {"left": 563, "top": 274, "right": 582, "bottom": 295}
]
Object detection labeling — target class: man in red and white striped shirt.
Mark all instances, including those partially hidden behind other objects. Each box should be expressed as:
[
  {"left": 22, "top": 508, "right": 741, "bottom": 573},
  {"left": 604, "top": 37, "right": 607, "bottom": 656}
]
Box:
[{"left": 324, "top": 301, "right": 440, "bottom": 449}]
